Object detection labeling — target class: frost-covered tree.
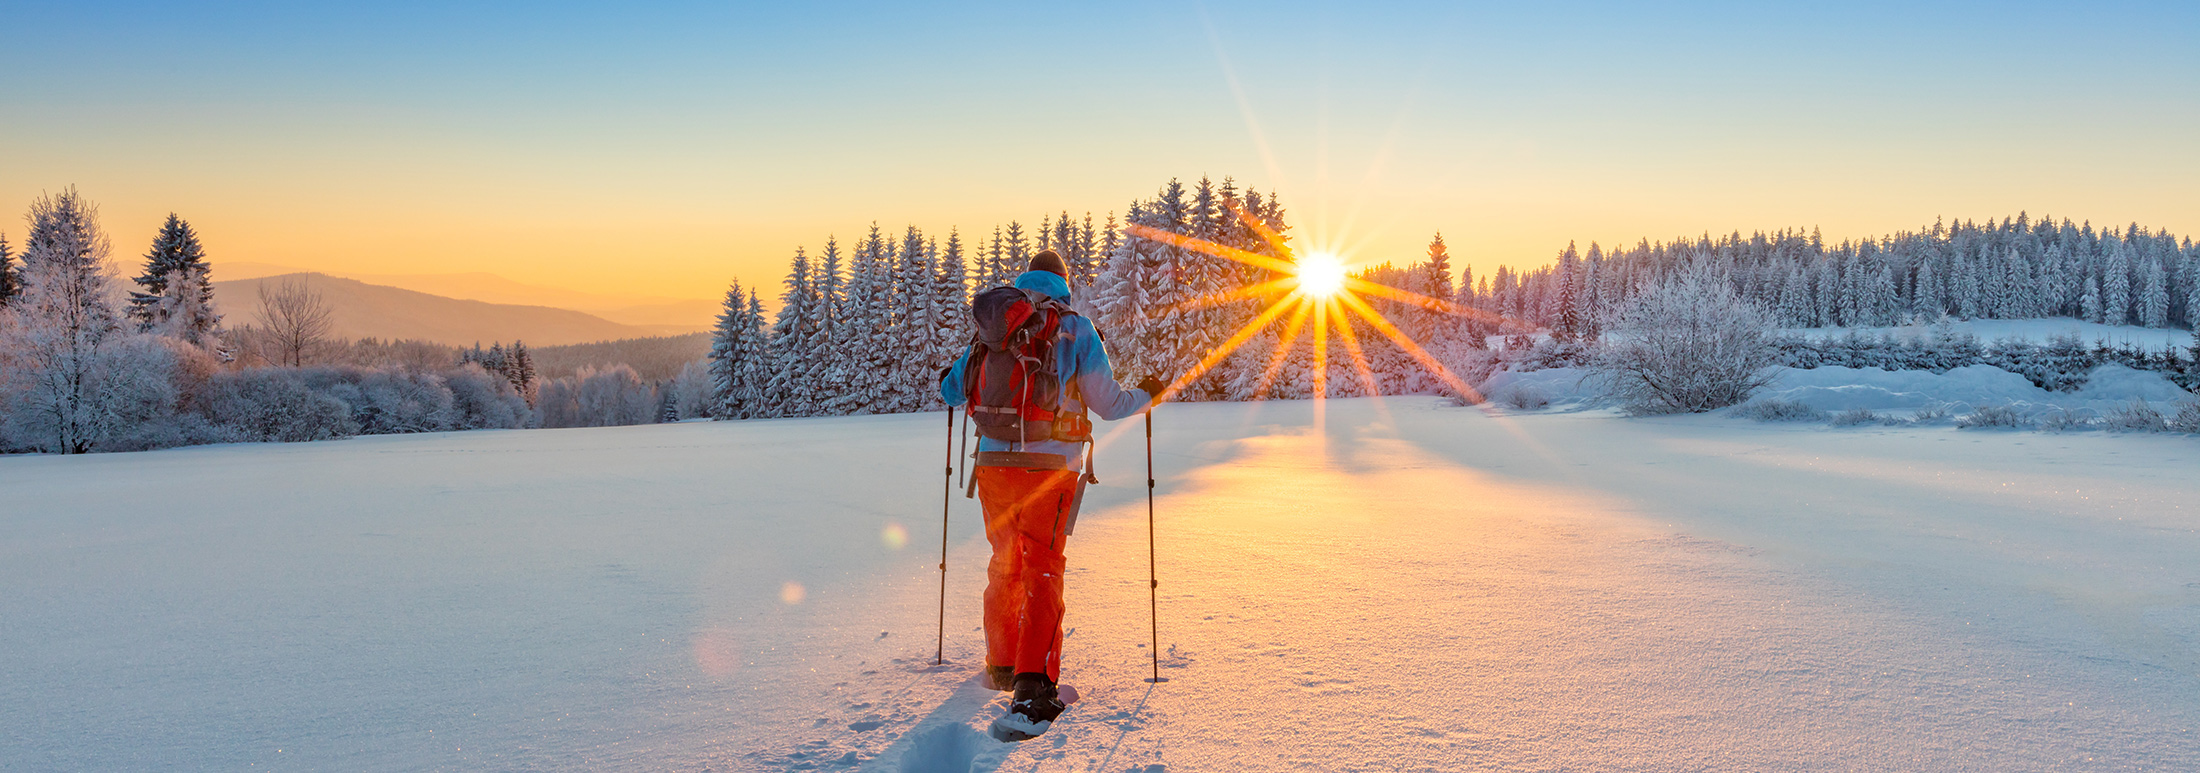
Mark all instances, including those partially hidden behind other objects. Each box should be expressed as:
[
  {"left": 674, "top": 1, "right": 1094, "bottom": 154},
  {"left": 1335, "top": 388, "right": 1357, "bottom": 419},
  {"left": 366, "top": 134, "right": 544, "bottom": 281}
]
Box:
[
  {"left": 1553, "top": 242, "right": 1581, "bottom": 341},
  {"left": 2103, "top": 240, "right": 2131, "bottom": 326},
  {"left": 2140, "top": 254, "right": 2170, "bottom": 328},
  {"left": 708, "top": 279, "right": 771, "bottom": 419},
  {"left": 766, "top": 247, "right": 820, "bottom": 417},
  {"left": 1594, "top": 265, "right": 1778, "bottom": 414},
  {"left": 129, "top": 214, "right": 220, "bottom": 343},
  {"left": 0, "top": 188, "right": 128, "bottom": 453}
]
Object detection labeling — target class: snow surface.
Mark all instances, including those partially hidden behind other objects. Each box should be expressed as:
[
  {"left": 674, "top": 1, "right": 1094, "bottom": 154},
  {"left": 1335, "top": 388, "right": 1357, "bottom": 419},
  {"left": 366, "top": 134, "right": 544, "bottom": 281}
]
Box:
[
  {"left": 1783, "top": 318, "right": 2195, "bottom": 351},
  {"left": 5, "top": 399, "right": 2199, "bottom": 771}
]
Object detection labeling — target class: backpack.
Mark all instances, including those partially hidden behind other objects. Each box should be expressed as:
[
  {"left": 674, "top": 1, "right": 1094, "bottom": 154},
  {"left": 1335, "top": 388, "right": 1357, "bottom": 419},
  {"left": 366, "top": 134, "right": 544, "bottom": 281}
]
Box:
[{"left": 960, "top": 285, "right": 1093, "bottom": 444}]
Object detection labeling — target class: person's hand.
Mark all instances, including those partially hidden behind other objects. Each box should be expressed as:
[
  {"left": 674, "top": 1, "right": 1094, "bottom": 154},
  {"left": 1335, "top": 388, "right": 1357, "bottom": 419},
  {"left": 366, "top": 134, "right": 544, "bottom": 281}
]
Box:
[{"left": 1136, "top": 376, "right": 1169, "bottom": 400}]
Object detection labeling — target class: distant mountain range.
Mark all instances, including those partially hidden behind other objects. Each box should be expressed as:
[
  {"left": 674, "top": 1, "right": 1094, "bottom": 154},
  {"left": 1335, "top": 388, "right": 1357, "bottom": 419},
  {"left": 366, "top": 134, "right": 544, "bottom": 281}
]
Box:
[
  {"left": 211, "top": 272, "right": 701, "bottom": 347},
  {"left": 214, "top": 261, "right": 720, "bottom": 330}
]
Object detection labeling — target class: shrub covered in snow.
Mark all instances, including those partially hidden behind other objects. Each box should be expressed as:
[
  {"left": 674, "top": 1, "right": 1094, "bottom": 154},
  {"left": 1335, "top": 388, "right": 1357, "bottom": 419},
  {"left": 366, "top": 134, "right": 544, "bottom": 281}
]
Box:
[
  {"left": 1498, "top": 386, "right": 1549, "bottom": 410},
  {"left": 1828, "top": 408, "right": 1893, "bottom": 427},
  {"left": 536, "top": 365, "right": 659, "bottom": 429},
  {"left": 1596, "top": 268, "right": 1779, "bottom": 414},
  {"left": 2037, "top": 410, "right": 2095, "bottom": 432},
  {"left": 1957, "top": 405, "right": 2032, "bottom": 429},
  {"left": 2102, "top": 400, "right": 2167, "bottom": 432},
  {"left": 202, "top": 368, "right": 358, "bottom": 442},
  {"left": 2171, "top": 402, "right": 2200, "bottom": 433},
  {"left": 1734, "top": 399, "right": 1826, "bottom": 422}
]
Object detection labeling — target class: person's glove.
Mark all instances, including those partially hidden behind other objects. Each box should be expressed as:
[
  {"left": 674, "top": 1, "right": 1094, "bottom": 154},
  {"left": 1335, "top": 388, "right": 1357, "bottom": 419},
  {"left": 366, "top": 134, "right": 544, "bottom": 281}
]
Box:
[{"left": 1136, "top": 376, "right": 1169, "bottom": 401}]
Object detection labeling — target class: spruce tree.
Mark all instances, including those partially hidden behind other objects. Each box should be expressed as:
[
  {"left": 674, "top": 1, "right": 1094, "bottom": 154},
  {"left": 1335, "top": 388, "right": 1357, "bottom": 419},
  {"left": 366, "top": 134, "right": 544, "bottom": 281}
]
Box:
[
  {"left": 768, "top": 248, "right": 819, "bottom": 417},
  {"left": 2104, "top": 240, "right": 2132, "bottom": 326},
  {"left": 2141, "top": 255, "right": 2170, "bottom": 328},
  {"left": 709, "top": 281, "right": 748, "bottom": 418},
  {"left": 129, "top": 214, "right": 218, "bottom": 341},
  {"left": 1553, "top": 242, "right": 1580, "bottom": 341},
  {"left": 0, "top": 232, "right": 16, "bottom": 308}
]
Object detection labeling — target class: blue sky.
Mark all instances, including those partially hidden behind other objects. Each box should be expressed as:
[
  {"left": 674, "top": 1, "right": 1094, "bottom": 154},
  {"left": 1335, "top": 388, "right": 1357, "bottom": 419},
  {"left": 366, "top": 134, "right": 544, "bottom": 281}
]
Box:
[{"left": 4, "top": 0, "right": 2194, "bottom": 298}]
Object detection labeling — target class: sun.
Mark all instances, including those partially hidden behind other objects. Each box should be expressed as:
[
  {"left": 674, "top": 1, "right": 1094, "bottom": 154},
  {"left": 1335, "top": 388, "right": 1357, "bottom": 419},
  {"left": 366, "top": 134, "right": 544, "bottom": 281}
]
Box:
[{"left": 1294, "top": 252, "right": 1347, "bottom": 298}]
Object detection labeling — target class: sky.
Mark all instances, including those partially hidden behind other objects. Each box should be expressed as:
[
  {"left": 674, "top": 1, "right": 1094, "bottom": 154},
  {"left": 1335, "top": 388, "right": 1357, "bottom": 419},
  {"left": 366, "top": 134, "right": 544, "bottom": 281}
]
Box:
[{"left": 4, "top": 0, "right": 2196, "bottom": 303}]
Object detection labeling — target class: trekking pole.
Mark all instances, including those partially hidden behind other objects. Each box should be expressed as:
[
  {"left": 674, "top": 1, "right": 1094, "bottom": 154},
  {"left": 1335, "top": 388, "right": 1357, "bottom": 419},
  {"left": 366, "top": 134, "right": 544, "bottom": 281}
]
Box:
[
  {"left": 1145, "top": 409, "right": 1167, "bottom": 683},
  {"left": 937, "top": 407, "right": 954, "bottom": 666}
]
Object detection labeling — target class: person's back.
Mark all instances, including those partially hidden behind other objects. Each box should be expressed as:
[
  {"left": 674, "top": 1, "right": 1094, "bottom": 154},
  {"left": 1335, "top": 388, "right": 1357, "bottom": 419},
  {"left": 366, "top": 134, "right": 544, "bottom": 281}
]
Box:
[{"left": 939, "top": 250, "right": 1164, "bottom": 741}]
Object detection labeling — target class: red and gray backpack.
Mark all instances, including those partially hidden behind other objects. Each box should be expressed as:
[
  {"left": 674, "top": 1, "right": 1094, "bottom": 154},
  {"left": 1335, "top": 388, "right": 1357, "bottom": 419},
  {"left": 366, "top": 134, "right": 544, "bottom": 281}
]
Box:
[{"left": 961, "top": 286, "right": 1093, "bottom": 444}]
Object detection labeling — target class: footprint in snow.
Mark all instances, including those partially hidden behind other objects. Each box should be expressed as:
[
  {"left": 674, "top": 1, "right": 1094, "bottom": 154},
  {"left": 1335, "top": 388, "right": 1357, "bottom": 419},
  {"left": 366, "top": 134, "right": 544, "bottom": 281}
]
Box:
[{"left": 896, "top": 724, "right": 982, "bottom": 773}]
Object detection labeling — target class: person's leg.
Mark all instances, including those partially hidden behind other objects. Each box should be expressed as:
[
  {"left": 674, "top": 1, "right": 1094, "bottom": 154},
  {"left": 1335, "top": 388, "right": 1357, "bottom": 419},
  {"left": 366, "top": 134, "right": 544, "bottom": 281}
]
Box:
[
  {"left": 976, "top": 466, "right": 1030, "bottom": 687},
  {"left": 1007, "top": 470, "right": 1078, "bottom": 683}
]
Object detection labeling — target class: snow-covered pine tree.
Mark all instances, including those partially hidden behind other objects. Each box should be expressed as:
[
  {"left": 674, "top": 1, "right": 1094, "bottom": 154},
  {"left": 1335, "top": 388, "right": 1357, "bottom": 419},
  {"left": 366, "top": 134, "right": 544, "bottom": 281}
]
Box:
[
  {"left": 507, "top": 341, "right": 538, "bottom": 407},
  {"left": 930, "top": 229, "right": 969, "bottom": 410},
  {"left": 1003, "top": 221, "right": 1029, "bottom": 280},
  {"left": 891, "top": 225, "right": 934, "bottom": 412},
  {"left": 2081, "top": 276, "right": 2104, "bottom": 324},
  {"left": 128, "top": 214, "right": 219, "bottom": 344},
  {"left": 982, "top": 226, "right": 1007, "bottom": 289},
  {"left": 767, "top": 248, "right": 819, "bottom": 417},
  {"left": 813, "top": 235, "right": 858, "bottom": 413},
  {"left": 2185, "top": 252, "right": 2200, "bottom": 330},
  {"left": 1075, "top": 212, "right": 1099, "bottom": 289},
  {"left": 0, "top": 187, "right": 126, "bottom": 453},
  {"left": 2141, "top": 254, "right": 2170, "bottom": 328},
  {"left": 1553, "top": 242, "right": 1580, "bottom": 341},
  {"left": 0, "top": 232, "right": 17, "bottom": 308},
  {"left": 708, "top": 280, "right": 752, "bottom": 418},
  {"left": 2103, "top": 239, "right": 2132, "bottom": 326},
  {"left": 825, "top": 226, "right": 891, "bottom": 415}
]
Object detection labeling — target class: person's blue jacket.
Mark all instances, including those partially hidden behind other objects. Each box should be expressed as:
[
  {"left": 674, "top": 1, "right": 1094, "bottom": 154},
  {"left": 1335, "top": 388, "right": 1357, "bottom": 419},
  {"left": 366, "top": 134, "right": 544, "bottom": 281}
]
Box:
[{"left": 941, "top": 270, "right": 1152, "bottom": 471}]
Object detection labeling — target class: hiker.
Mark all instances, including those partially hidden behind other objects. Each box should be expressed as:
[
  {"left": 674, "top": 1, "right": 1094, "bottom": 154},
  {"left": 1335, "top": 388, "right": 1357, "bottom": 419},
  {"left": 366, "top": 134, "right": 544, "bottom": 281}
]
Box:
[{"left": 940, "top": 249, "right": 1165, "bottom": 741}]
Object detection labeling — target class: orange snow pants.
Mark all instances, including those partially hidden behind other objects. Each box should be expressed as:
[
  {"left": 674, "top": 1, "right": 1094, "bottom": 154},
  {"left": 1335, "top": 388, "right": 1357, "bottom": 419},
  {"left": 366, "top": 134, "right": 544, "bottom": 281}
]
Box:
[{"left": 975, "top": 464, "right": 1082, "bottom": 683}]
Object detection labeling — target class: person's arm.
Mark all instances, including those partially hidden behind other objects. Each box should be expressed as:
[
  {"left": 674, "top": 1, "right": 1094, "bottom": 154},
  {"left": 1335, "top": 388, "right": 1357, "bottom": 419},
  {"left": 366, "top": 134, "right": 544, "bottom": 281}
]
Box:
[
  {"left": 1069, "top": 317, "right": 1154, "bottom": 421},
  {"left": 940, "top": 346, "right": 974, "bottom": 407}
]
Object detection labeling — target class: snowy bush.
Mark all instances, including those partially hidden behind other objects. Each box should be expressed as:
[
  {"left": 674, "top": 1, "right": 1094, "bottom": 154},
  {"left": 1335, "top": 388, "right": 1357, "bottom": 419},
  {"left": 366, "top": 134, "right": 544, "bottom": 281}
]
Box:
[
  {"left": 1957, "top": 405, "right": 2032, "bottom": 429},
  {"left": 2102, "top": 399, "right": 2167, "bottom": 432},
  {"left": 668, "top": 359, "right": 713, "bottom": 420},
  {"left": 443, "top": 364, "right": 531, "bottom": 430},
  {"left": 202, "top": 368, "right": 358, "bottom": 442},
  {"left": 1828, "top": 408, "right": 1890, "bottom": 427},
  {"left": 1911, "top": 403, "right": 1952, "bottom": 423},
  {"left": 1734, "top": 399, "right": 1825, "bottom": 422},
  {"left": 312, "top": 368, "right": 459, "bottom": 434},
  {"left": 1596, "top": 268, "right": 1779, "bottom": 414},
  {"left": 2037, "top": 410, "right": 2096, "bottom": 432},
  {"left": 2170, "top": 402, "right": 2200, "bottom": 434},
  {"left": 536, "top": 365, "right": 657, "bottom": 428},
  {"left": 1498, "top": 386, "right": 1549, "bottom": 410}
]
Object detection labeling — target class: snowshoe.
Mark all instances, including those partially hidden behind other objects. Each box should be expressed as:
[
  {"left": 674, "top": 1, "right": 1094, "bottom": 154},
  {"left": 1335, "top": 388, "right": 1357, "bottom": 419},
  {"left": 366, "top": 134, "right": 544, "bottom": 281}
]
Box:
[{"left": 987, "top": 673, "right": 1067, "bottom": 742}]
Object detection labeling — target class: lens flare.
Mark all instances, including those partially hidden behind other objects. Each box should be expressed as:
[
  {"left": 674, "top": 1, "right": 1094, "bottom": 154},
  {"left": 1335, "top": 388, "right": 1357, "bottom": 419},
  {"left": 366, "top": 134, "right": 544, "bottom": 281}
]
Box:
[
  {"left": 880, "top": 521, "right": 908, "bottom": 550},
  {"left": 1295, "top": 252, "right": 1347, "bottom": 297},
  {"left": 779, "top": 581, "right": 806, "bottom": 605}
]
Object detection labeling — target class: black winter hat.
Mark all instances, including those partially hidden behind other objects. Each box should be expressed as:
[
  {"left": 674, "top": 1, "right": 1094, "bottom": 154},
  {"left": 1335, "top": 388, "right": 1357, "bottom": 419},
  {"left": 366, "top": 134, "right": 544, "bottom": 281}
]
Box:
[{"left": 1028, "top": 250, "right": 1068, "bottom": 277}]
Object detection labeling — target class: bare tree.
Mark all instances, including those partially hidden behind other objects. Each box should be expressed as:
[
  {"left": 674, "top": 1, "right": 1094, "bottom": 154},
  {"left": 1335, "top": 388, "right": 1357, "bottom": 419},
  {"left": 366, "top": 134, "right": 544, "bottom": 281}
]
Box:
[{"left": 255, "top": 276, "right": 333, "bottom": 367}]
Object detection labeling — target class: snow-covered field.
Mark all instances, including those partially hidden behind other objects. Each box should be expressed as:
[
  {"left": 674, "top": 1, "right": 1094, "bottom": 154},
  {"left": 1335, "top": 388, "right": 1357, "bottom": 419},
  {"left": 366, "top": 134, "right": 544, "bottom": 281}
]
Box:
[{"left": 5, "top": 399, "right": 2199, "bottom": 771}]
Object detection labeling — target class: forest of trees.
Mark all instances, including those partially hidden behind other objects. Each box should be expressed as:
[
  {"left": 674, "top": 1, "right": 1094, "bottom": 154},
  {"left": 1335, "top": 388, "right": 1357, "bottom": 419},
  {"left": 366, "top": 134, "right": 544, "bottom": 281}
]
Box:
[
  {"left": 6, "top": 179, "right": 2197, "bottom": 452},
  {"left": 710, "top": 175, "right": 2200, "bottom": 422}
]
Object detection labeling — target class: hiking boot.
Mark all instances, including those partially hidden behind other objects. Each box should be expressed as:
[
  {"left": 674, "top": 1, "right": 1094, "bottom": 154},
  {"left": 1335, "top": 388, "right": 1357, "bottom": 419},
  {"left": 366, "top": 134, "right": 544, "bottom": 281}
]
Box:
[{"left": 988, "top": 672, "right": 1066, "bottom": 742}]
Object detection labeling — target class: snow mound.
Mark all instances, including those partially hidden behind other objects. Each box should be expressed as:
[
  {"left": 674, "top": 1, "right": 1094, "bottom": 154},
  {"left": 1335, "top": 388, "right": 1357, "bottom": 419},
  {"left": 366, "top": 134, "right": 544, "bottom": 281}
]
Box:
[
  {"left": 1476, "top": 367, "right": 1608, "bottom": 410},
  {"left": 1783, "top": 319, "right": 2192, "bottom": 352},
  {"left": 1758, "top": 363, "right": 2195, "bottom": 417}
]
